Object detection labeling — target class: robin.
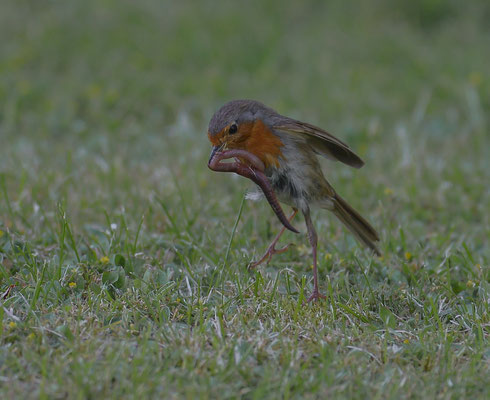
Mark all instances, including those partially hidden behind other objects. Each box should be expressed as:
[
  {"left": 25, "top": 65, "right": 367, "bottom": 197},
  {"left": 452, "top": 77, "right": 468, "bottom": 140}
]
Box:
[{"left": 207, "top": 99, "right": 380, "bottom": 302}]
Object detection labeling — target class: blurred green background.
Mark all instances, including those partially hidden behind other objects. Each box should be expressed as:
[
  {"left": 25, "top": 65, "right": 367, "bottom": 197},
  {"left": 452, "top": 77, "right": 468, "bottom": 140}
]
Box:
[
  {"left": 0, "top": 0, "right": 488, "bottom": 398},
  {"left": 1, "top": 0, "right": 488, "bottom": 239}
]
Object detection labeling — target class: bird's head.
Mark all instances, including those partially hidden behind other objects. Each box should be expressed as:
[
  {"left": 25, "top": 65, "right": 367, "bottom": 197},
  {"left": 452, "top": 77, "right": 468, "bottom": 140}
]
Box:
[{"left": 207, "top": 100, "right": 284, "bottom": 167}]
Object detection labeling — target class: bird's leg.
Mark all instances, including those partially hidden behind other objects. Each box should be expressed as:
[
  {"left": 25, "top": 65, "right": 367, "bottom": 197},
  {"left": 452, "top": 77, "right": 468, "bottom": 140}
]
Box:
[
  {"left": 303, "top": 208, "right": 326, "bottom": 302},
  {"left": 249, "top": 208, "right": 298, "bottom": 269}
]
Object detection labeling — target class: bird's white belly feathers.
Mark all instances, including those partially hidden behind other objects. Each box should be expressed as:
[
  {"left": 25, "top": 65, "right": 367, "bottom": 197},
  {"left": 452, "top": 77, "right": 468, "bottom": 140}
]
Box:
[{"left": 247, "top": 139, "right": 335, "bottom": 212}]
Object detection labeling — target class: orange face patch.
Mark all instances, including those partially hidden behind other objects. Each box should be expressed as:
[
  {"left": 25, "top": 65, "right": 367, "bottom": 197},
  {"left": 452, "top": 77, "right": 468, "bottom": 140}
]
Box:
[
  {"left": 243, "top": 119, "right": 283, "bottom": 168},
  {"left": 208, "top": 130, "right": 226, "bottom": 146},
  {"left": 208, "top": 119, "right": 283, "bottom": 168}
]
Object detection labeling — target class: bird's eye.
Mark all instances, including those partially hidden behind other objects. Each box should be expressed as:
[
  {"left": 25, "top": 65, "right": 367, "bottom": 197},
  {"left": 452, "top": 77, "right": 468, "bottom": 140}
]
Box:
[{"left": 229, "top": 123, "right": 238, "bottom": 134}]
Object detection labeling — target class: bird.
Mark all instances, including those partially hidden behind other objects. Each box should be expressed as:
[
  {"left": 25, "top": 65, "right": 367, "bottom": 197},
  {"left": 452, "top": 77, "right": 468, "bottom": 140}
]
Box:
[{"left": 207, "top": 99, "right": 380, "bottom": 302}]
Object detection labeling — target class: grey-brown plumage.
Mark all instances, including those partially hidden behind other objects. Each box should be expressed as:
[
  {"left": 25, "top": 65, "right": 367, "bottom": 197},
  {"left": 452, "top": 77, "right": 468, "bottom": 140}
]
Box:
[{"left": 207, "top": 99, "right": 380, "bottom": 301}]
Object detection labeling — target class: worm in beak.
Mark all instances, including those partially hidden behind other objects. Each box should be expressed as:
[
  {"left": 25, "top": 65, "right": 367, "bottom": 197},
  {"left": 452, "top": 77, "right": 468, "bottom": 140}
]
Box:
[
  {"left": 208, "top": 144, "right": 225, "bottom": 165},
  {"left": 208, "top": 149, "right": 299, "bottom": 234}
]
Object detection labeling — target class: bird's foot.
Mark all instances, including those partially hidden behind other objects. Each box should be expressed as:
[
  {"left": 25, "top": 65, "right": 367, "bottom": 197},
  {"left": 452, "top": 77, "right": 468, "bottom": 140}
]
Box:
[
  {"left": 307, "top": 290, "right": 326, "bottom": 303},
  {"left": 248, "top": 242, "right": 293, "bottom": 269}
]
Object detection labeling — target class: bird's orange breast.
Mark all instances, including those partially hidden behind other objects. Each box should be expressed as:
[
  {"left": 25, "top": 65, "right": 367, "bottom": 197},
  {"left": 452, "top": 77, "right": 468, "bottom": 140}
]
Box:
[{"left": 241, "top": 119, "right": 283, "bottom": 168}]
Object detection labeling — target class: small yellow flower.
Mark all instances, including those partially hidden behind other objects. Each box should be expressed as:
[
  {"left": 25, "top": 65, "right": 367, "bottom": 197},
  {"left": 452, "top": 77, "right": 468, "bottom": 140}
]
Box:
[
  {"left": 466, "top": 280, "right": 476, "bottom": 288},
  {"left": 176, "top": 298, "right": 181, "bottom": 303},
  {"left": 405, "top": 252, "right": 412, "bottom": 261},
  {"left": 403, "top": 339, "right": 410, "bottom": 344},
  {"left": 475, "top": 264, "right": 481, "bottom": 271},
  {"left": 8, "top": 321, "right": 17, "bottom": 329},
  {"left": 27, "top": 332, "right": 36, "bottom": 340},
  {"left": 324, "top": 253, "right": 333, "bottom": 261},
  {"left": 68, "top": 282, "right": 77, "bottom": 288},
  {"left": 469, "top": 72, "right": 482, "bottom": 86},
  {"left": 310, "top": 264, "right": 314, "bottom": 270},
  {"left": 100, "top": 256, "right": 110, "bottom": 264},
  {"left": 384, "top": 187, "right": 393, "bottom": 196},
  {"left": 0, "top": 230, "right": 4, "bottom": 238},
  {"left": 86, "top": 83, "right": 101, "bottom": 98}
]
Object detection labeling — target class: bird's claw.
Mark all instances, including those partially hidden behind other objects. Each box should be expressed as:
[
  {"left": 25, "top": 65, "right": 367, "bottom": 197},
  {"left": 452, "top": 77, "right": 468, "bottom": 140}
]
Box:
[
  {"left": 306, "top": 291, "right": 326, "bottom": 303},
  {"left": 248, "top": 242, "right": 294, "bottom": 269}
]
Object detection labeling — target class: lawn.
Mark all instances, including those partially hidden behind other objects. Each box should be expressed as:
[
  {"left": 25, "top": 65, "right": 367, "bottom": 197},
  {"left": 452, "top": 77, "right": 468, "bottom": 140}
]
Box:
[{"left": 0, "top": 0, "right": 488, "bottom": 398}]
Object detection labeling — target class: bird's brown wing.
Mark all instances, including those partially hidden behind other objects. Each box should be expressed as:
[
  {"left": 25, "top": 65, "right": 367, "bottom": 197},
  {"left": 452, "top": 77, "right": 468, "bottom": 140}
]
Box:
[{"left": 274, "top": 118, "right": 365, "bottom": 169}]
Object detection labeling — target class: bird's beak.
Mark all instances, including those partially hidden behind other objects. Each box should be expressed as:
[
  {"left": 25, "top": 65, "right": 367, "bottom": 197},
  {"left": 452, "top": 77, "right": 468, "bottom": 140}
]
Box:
[{"left": 208, "top": 144, "right": 224, "bottom": 165}]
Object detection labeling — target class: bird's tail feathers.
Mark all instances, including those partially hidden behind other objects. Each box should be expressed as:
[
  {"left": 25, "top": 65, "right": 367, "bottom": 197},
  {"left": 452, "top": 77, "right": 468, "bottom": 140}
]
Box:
[{"left": 327, "top": 193, "right": 381, "bottom": 256}]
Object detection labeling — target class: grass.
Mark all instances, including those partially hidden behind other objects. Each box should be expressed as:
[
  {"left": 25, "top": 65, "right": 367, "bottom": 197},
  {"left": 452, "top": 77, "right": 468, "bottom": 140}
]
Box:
[{"left": 0, "top": 0, "right": 489, "bottom": 398}]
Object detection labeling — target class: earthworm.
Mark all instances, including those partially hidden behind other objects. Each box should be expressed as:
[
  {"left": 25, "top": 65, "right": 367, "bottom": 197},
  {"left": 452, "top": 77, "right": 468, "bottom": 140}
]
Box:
[{"left": 208, "top": 148, "right": 298, "bottom": 233}]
